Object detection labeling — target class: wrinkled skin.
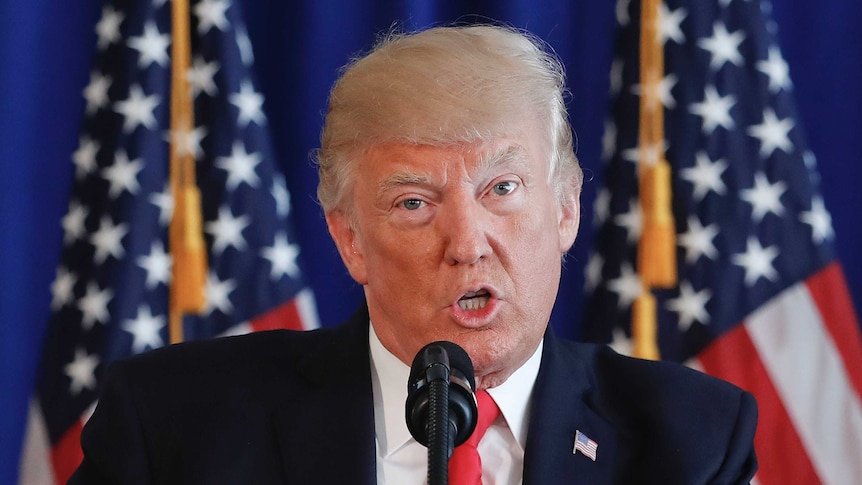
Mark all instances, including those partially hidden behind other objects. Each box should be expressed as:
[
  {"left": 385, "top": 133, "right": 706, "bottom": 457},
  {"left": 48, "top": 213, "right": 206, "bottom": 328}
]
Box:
[{"left": 326, "top": 124, "right": 579, "bottom": 390}]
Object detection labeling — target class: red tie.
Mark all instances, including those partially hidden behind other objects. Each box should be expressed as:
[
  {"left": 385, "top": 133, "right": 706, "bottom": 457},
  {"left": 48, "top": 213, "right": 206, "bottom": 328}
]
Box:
[{"left": 448, "top": 390, "right": 500, "bottom": 485}]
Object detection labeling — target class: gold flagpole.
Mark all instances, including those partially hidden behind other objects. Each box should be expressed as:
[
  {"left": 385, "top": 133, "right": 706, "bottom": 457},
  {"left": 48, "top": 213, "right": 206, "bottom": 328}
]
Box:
[
  {"left": 168, "top": 0, "right": 208, "bottom": 344},
  {"left": 632, "top": 0, "right": 677, "bottom": 360}
]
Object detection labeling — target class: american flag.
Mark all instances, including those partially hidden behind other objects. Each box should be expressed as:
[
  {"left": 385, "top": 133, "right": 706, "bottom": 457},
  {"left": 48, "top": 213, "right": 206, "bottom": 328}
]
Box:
[
  {"left": 18, "top": 1, "right": 318, "bottom": 483},
  {"left": 584, "top": 0, "right": 862, "bottom": 483},
  {"left": 573, "top": 430, "right": 598, "bottom": 462}
]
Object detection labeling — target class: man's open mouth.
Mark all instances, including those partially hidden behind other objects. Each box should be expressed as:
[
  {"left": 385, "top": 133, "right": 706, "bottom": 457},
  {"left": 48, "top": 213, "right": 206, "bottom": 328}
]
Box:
[{"left": 457, "top": 290, "right": 490, "bottom": 311}]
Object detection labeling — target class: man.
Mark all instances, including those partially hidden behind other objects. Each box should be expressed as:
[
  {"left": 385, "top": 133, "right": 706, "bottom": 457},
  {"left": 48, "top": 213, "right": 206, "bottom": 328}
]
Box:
[{"left": 70, "top": 25, "right": 757, "bottom": 484}]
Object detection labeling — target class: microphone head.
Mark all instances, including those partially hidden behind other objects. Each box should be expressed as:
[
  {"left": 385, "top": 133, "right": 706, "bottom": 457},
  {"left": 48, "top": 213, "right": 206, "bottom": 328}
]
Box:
[
  {"left": 405, "top": 341, "right": 478, "bottom": 448},
  {"left": 407, "top": 341, "right": 476, "bottom": 392}
]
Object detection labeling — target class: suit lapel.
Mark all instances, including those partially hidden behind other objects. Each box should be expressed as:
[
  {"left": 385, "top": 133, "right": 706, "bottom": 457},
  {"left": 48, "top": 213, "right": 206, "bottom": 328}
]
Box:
[
  {"left": 272, "top": 307, "right": 377, "bottom": 485},
  {"left": 523, "top": 333, "right": 618, "bottom": 484}
]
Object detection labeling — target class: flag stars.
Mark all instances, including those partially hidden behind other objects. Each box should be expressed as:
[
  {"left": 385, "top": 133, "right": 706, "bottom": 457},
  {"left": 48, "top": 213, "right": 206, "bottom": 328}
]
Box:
[
  {"left": 205, "top": 205, "right": 250, "bottom": 255},
  {"left": 741, "top": 172, "right": 787, "bottom": 222},
  {"left": 633, "top": 73, "right": 678, "bottom": 110},
  {"left": 666, "top": 281, "right": 712, "bottom": 331},
  {"left": 114, "top": 84, "right": 161, "bottom": 133},
  {"left": 607, "top": 263, "right": 643, "bottom": 310},
  {"left": 261, "top": 233, "right": 300, "bottom": 280},
  {"left": 194, "top": 0, "right": 231, "bottom": 34},
  {"left": 235, "top": 25, "right": 255, "bottom": 66},
  {"left": 681, "top": 151, "right": 728, "bottom": 201},
  {"left": 623, "top": 140, "right": 666, "bottom": 167},
  {"left": 802, "top": 151, "right": 818, "bottom": 172},
  {"left": 272, "top": 175, "right": 291, "bottom": 217},
  {"left": 802, "top": 151, "right": 821, "bottom": 185},
  {"left": 127, "top": 21, "right": 171, "bottom": 68},
  {"left": 204, "top": 272, "right": 236, "bottom": 315},
  {"left": 616, "top": 0, "right": 632, "bottom": 26},
  {"left": 95, "top": 5, "right": 124, "bottom": 50},
  {"left": 137, "top": 241, "right": 172, "bottom": 289},
  {"left": 757, "top": 46, "right": 791, "bottom": 93},
  {"left": 658, "top": 4, "right": 687, "bottom": 45},
  {"left": 800, "top": 196, "right": 834, "bottom": 244},
  {"left": 103, "top": 150, "right": 144, "bottom": 198},
  {"left": 83, "top": 71, "right": 112, "bottom": 115},
  {"left": 78, "top": 282, "right": 114, "bottom": 330},
  {"left": 62, "top": 200, "right": 89, "bottom": 245},
  {"left": 732, "top": 237, "right": 780, "bottom": 286},
  {"left": 50, "top": 267, "right": 77, "bottom": 310},
  {"left": 149, "top": 185, "right": 174, "bottom": 226},
  {"left": 614, "top": 198, "right": 642, "bottom": 244},
  {"left": 697, "top": 22, "right": 745, "bottom": 70},
  {"left": 747, "top": 108, "right": 794, "bottom": 158},
  {"left": 187, "top": 56, "right": 220, "bottom": 98},
  {"left": 584, "top": 253, "right": 604, "bottom": 292},
  {"left": 610, "top": 327, "right": 633, "bottom": 356},
  {"left": 122, "top": 305, "right": 166, "bottom": 354},
  {"left": 602, "top": 119, "right": 618, "bottom": 161},
  {"left": 593, "top": 188, "right": 611, "bottom": 226},
  {"left": 73, "top": 136, "right": 100, "bottom": 180},
  {"left": 169, "top": 125, "right": 207, "bottom": 160},
  {"left": 229, "top": 81, "right": 266, "bottom": 127},
  {"left": 216, "top": 140, "right": 262, "bottom": 190},
  {"left": 608, "top": 59, "right": 624, "bottom": 96},
  {"left": 689, "top": 85, "right": 736, "bottom": 135},
  {"left": 90, "top": 215, "right": 129, "bottom": 264},
  {"left": 677, "top": 216, "right": 719, "bottom": 264},
  {"left": 64, "top": 348, "right": 99, "bottom": 395}
]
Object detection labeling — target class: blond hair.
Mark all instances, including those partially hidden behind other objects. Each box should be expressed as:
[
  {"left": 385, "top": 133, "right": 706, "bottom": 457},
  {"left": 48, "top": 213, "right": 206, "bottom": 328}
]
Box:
[{"left": 315, "top": 24, "right": 583, "bottom": 214}]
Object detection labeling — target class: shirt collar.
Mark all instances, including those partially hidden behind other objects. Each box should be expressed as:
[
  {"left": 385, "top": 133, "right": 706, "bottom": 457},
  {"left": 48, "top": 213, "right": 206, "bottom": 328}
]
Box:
[
  {"left": 486, "top": 337, "right": 543, "bottom": 448},
  {"left": 368, "top": 322, "right": 543, "bottom": 456}
]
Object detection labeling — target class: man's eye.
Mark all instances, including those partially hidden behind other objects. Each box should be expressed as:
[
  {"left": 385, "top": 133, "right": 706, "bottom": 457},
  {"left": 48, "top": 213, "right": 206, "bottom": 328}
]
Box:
[
  {"left": 401, "top": 199, "right": 424, "bottom": 210},
  {"left": 492, "top": 181, "right": 517, "bottom": 195}
]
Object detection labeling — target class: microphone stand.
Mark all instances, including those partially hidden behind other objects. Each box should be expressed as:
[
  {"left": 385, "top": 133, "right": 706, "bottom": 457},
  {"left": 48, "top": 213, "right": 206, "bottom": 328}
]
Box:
[{"left": 426, "top": 364, "right": 453, "bottom": 485}]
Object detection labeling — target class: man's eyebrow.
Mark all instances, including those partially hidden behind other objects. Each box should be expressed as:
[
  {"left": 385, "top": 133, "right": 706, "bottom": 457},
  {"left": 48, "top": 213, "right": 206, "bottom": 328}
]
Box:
[
  {"left": 374, "top": 144, "right": 530, "bottom": 202},
  {"left": 375, "top": 171, "right": 433, "bottom": 202},
  {"left": 476, "top": 144, "right": 530, "bottom": 172}
]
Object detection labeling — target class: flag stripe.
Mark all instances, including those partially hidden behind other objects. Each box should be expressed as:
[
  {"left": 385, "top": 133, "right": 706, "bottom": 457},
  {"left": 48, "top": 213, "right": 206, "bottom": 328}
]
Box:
[
  {"left": 806, "top": 263, "right": 862, "bottom": 398},
  {"left": 697, "top": 324, "right": 819, "bottom": 485},
  {"left": 249, "top": 288, "right": 319, "bottom": 333},
  {"left": 49, "top": 420, "right": 83, "bottom": 485},
  {"left": 19, "top": 401, "right": 57, "bottom": 485},
  {"left": 746, "top": 278, "right": 862, "bottom": 484},
  {"left": 250, "top": 299, "right": 303, "bottom": 332}
]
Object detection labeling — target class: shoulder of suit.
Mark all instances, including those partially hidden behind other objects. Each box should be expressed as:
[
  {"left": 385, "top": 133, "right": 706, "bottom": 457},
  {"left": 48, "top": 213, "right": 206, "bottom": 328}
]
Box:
[
  {"left": 553, "top": 339, "right": 752, "bottom": 422},
  {"left": 109, "top": 325, "right": 342, "bottom": 387}
]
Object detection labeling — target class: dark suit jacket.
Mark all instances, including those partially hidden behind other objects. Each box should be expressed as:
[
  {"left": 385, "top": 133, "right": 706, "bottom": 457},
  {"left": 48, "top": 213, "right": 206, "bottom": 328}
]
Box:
[{"left": 69, "top": 306, "right": 757, "bottom": 484}]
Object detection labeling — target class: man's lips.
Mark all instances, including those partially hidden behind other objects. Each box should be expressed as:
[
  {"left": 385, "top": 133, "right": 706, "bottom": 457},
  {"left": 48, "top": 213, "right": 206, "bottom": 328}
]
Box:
[
  {"left": 449, "top": 286, "right": 499, "bottom": 327},
  {"left": 457, "top": 289, "right": 491, "bottom": 311}
]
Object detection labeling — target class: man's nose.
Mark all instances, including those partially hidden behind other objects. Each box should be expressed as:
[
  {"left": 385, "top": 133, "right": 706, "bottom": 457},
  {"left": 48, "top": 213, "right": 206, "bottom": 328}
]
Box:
[{"left": 439, "top": 197, "right": 492, "bottom": 265}]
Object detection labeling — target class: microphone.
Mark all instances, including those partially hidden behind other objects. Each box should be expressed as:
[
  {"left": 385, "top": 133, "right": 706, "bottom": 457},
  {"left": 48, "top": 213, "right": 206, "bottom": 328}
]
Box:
[{"left": 405, "top": 341, "right": 478, "bottom": 485}]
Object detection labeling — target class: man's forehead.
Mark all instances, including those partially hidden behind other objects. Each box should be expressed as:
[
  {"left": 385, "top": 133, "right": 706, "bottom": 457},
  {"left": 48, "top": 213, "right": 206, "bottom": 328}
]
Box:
[
  {"left": 369, "top": 141, "right": 534, "bottom": 195},
  {"left": 367, "top": 140, "right": 532, "bottom": 175}
]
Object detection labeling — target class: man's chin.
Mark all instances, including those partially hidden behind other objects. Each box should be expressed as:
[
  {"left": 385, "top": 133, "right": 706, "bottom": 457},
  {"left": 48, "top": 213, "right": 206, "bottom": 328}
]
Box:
[{"left": 474, "top": 367, "right": 515, "bottom": 391}]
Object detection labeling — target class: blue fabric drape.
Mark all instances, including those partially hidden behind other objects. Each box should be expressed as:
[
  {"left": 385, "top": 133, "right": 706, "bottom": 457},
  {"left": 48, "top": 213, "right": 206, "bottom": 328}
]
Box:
[{"left": 1, "top": 1, "right": 860, "bottom": 482}]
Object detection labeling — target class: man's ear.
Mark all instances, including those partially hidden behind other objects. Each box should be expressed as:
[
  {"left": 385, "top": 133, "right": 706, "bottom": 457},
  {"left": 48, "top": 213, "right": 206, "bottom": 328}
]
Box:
[
  {"left": 325, "top": 210, "right": 369, "bottom": 285},
  {"left": 558, "top": 192, "right": 581, "bottom": 253}
]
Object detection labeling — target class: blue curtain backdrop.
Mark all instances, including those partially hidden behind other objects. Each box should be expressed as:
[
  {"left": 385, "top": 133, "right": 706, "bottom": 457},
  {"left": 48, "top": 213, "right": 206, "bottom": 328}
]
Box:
[{"left": 1, "top": 0, "right": 860, "bottom": 482}]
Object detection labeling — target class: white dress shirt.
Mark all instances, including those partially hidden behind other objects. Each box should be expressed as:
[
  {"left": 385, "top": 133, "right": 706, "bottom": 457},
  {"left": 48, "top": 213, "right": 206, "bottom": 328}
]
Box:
[{"left": 369, "top": 323, "right": 543, "bottom": 484}]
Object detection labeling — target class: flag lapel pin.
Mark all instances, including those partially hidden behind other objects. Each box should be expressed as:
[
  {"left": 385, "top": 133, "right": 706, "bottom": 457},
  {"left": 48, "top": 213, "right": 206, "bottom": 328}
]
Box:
[{"left": 573, "top": 430, "right": 598, "bottom": 461}]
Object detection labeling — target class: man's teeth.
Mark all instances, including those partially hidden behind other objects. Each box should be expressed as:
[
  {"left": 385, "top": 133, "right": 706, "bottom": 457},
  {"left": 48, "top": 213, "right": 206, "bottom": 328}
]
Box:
[{"left": 458, "top": 296, "right": 489, "bottom": 311}]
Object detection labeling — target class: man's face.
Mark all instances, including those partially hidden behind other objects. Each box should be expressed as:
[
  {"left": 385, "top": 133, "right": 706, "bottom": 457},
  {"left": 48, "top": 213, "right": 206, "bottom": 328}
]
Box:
[{"left": 327, "top": 125, "right": 579, "bottom": 389}]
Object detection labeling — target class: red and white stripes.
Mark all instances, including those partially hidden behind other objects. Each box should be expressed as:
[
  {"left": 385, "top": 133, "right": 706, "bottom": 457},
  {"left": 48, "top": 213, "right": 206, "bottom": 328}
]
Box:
[{"left": 697, "top": 262, "right": 862, "bottom": 485}]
